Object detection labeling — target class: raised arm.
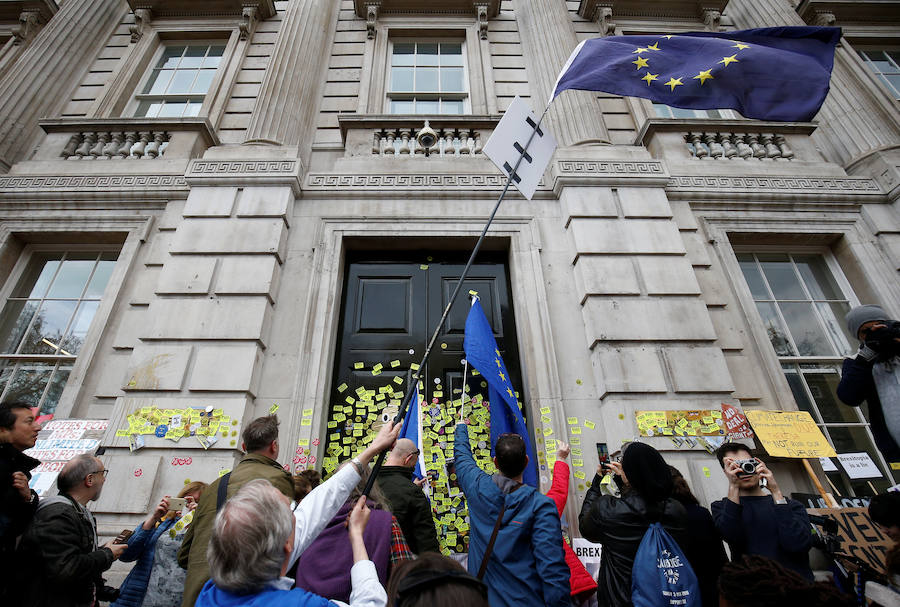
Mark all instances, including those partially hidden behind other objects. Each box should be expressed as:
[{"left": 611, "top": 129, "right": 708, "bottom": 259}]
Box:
[{"left": 546, "top": 444, "right": 570, "bottom": 515}]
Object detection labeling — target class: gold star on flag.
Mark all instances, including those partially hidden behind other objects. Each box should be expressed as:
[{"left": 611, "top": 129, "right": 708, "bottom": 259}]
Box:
[
  {"left": 499, "top": 371, "right": 506, "bottom": 382},
  {"left": 632, "top": 56, "right": 649, "bottom": 70},
  {"left": 646, "top": 42, "right": 661, "bottom": 51},
  {"left": 641, "top": 72, "right": 659, "bottom": 85},
  {"left": 495, "top": 358, "right": 502, "bottom": 368},
  {"left": 732, "top": 42, "right": 750, "bottom": 50},
  {"left": 506, "top": 387, "right": 514, "bottom": 398},
  {"left": 633, "top": 47, "right": 648, "bottom": 54},
  {"left": 664, "top": 77, "right": 684, "bottom": 91},
  {"left": 693, "top": 69, "right": 714, "bottom": 85},
  {"left": 719, "top": 54, "right": 739, "bottom": 66}
]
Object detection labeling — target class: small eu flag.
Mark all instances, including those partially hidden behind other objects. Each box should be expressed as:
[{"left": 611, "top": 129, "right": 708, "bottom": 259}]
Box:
[
  {"left": 552, "top": 26, "right": 841, "bottom": 122},
  {"left": 464, "top": 297, "right": 537, "bottom": 487}
]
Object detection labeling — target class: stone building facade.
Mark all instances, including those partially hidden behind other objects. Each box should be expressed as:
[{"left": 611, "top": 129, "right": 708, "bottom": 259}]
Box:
[{"left": 0, "top": 0, "right": 898, "bottom": 555}]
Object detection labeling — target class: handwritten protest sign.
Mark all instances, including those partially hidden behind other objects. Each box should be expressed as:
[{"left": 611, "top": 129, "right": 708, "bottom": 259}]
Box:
[
  {"left": 744, "top": 410, "right": 836, "bottom": 458},
  {"left": 836, "top": 452, "right": 882, "bottom": 480},
  {"left": 807, "top": 507, "right": 892, "bottom": 574},
  {"left": 25, "top": 419, "right": 108, "bottom": 496},
  {"left": 721, "top": 403, "right": 754, "bottom": 440}
]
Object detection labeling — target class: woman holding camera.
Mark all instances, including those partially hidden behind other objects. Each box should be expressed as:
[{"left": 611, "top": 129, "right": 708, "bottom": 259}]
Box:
[{"left": 111, "top": 481, "right": 207, "bottom": 607}]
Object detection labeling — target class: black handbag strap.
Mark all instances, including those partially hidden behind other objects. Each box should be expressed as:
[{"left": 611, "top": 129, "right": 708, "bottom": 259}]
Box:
[
  {"left": 477, "top": 502, "right": 506, "bottom": 580},
  {"left": 215, "top": 472, "right": 232, "bottom": 512}
]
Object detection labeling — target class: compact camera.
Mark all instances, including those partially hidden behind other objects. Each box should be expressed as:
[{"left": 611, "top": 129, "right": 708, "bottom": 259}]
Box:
[{"left": 734, "top": 458, "right": 759, "bottom": 475}]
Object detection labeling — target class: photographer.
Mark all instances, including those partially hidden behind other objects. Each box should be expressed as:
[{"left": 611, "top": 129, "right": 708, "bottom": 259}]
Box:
[
  {"left": 837, "top": 304, "right": 900, "bottom": 463},
  {"left": 710, "top": 443, "right": 813, "bottom": 581}
]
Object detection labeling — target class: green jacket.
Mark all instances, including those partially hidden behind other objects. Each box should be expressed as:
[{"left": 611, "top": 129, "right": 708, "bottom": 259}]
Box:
[
  {"left": 177, "top": 452, "right": 293, "bottom": 607},
  {"left": 376, "top": 465, "right": 439, "bottom": 554}
]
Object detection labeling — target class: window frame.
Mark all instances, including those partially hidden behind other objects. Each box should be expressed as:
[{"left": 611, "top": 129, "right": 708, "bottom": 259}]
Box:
[
  {"left": 854, "top": 46, "right": 900, "bottom": 100},
  {"left": 385, "top": 37, "right": 471, "bottom": 115}
]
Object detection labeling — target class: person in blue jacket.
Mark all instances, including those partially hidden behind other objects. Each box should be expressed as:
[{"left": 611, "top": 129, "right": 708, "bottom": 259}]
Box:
[
  {"left": 112, "top": 481, "right": 207, "bottom": 607},
  {"left": 453, "top": 422, "right": 569, "bottom": 607}
]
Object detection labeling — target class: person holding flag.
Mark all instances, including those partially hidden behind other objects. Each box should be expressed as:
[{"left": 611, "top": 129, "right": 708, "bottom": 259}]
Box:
[
  {"left": 452, "top": 296, "right": 569, "bottom": 607},
  {"left": 377, "top": 386, "right": 439, "bottom": 555}
]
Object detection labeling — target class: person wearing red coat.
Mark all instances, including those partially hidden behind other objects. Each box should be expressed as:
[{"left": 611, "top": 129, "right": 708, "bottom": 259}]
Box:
[{"left": 546, "top": 442, "right": 598, "bottom": 603}]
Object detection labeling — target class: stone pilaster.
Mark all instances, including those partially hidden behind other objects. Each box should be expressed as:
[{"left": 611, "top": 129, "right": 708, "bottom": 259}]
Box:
[
  {"left": 0, "top": 0, "right": 125, "bottom": 169},
  {"left": 243, "top": 0, "right": 338, "bottom": 150},
  {"left": 512, "top": 0, "right": 610, "bottom": 146}
]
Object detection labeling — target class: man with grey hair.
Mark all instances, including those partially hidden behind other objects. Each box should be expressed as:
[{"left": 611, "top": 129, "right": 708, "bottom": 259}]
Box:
[
  {"left": 196, "top": 480, "right": 384, "bottom": 607},
  {"left": 376, "top": 437, "right": 439, "bottom": 554},
  {"left": 837, "top": 304, "right": 900, "bottom": 463},
  {"left": 14, "top": 453, "right": 127, "bottom": 606}
]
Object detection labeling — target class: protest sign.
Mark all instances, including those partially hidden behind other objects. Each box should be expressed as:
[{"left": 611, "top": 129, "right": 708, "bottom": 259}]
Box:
[
  {"left": 25, "top": 419, "right": 108, "bottom": 496},
  {"left": 836, "top": 452, "right": 882, "bottom": 480},
  {"left": 793, "top": 492, "right": 873, "bottom": 509},
  {"left": 807, "top": 507, "right": 892, "bottom": 574},
  {"left": 721, "top": 403, "right": 754, "bottom": 440},
  {"left": 744, "top": 410, "right": 836, "bottom": 458}
]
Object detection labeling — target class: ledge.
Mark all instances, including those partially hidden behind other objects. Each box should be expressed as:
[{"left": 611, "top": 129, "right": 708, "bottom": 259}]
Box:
[
  {"left": 795, "top": 0, "right": 900, "bottom": 25},
  {"left": 578, "top": 0, "right": 728, "bottom": 21},
  {"left": 636, "top": 118, "right": 817, "bottom": 148},
  {"left": 126, "top": 0, "right": 276, "bottom": 19},
  {"left": 353, "top": 0, "right": 499, "bottom": 17},
  {"left": 337, "top": 113, "right": 501, "bottom": 142},
  {"left": 39, "top": 117, "right": 220, "bottom": 148},
  {"left": 0, "top": 0, "right": 58, "bottom": 23}
]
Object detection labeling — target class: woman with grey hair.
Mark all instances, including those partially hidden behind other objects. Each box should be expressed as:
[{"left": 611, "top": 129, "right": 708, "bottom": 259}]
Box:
[{"left": 196, "top": 480, "right": 383, "bottom": 607}]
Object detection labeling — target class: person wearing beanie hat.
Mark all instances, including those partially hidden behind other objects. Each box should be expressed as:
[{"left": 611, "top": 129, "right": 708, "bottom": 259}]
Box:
[
  {"left": 837, "top": 304, "right": 900, "bottom": 464},
  {"left": 579, "top": 441, "right": 688, "bottom": 607}
]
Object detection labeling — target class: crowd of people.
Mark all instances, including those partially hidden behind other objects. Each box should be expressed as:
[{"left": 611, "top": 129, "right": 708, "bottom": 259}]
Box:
[{"left": 0, "top": 302, "right": 898, "bottom": 606}]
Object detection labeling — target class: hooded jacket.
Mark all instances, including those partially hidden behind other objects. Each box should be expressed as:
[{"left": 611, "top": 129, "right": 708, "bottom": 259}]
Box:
[
  {"left": 453, "top": 424, "right": 569, "bottom": 607},
  {"left": 579, "top": 479, "right": 689, "bottom": 607}
]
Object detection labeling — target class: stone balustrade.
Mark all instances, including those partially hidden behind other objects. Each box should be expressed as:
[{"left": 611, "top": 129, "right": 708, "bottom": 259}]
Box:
[
  {"left": 637, "top": 118, "right": 819, "bottom": 163},
  {"left": 338, "top": 114, "right": 499, "bottom": 159},
  {"left": 36, "top": 118, "right": 219, "bottom": 162}
]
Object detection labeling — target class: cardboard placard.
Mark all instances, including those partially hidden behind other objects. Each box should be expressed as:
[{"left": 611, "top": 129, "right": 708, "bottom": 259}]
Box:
[
  {"left": 744, "top": 410, "right": 836, "bottom": 458},
  {"left": 836, "top": 452, "right": 882, "bottom": 480},
  {"left": 807, "top": 507, "right": 892, "bottom": 574}
]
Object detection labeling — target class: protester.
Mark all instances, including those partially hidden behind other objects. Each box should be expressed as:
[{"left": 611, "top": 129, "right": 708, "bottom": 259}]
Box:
[
  {"left": 196, "top": 480, "right": 385, "bottom": 607},
  {"left": 837, "top": 304, "right": 900, "bottom": 463},
  {"left": 0, "top": 401, "right": 41, "bottom": 590},
  {"left": 454, "top": 422, "right": 569, "bottom": 607},
  {"left": 376, "top": 437, "right": 439, "bottom": 554},
  {"left": 14, "top": 453, "right": 127, "bottom": 606},
  {"left": 546, "top": 441, "right": 598, "bottom": 604},
  {"left": 710, "top": 442, "right": 813, "bottom": 580},
  {"left": 579, "top": 441, "right": 689, "bottom": 607},
  {"left": 179, "top": 414, "right": 296, "bottom": 607},
  {"left": 668, "top": 465, "right": 727, "bottom": 607},
  {"left": 868, "top": 492, "right": 900, "bottom": 592},
  {"left": 293, "top": 469, "right": 322, "bottom": 505},
  {"left": 718, "top": 555, "right": 851, "bottom": 606},
  {"left": 386, "top": 551, "right": 489, "bottom": 607},
  {"left": 111, "top": 481, "right": 207, "bottom": 607},
  {"left": 294, "top": 464, "right": 413, "bottom": 601}
]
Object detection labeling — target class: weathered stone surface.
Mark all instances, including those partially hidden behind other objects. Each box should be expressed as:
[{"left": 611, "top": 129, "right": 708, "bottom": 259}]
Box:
[
  {"left": 618, "top": 188, "right": 673, "bottom": 218},
  {"left": 169, "top": 218, "right": 288, "bottom": 262},
  {"left": 216, "top": 256, "right": 280, "bottom": 299},
  {"left": 182, "top": 187, "right": 238, "bottom": 217},
  {"left": 583, "top": 297, "right": 717, "bottom": 342},
  {"left": 190, "top": 344, "right": 261, "bottom": 394},
  {"left": 123, "top": 345, "right": 192, "bottom": 391},
  {"left": 156, "top": 257, "right": 216, "bottom": 295},
  {"left": 591, "top": 346, "right": 667, "bottom": 395},
  {"left": 723, "top": 353, "right": 764, "bottom": 401},
  {"left": 637, "top": 257, "right": 701, "bottom": 295},
  {"left": 575, "top": 255, "right": 640, "bottom": 296},
  {"left": 93, "top": 454, "right": 162, "bottom": 514},
  {"left": 560, "top": 187, "right": 617, "bottom": 226},
  {"left": 144, "top": 297, "right": 272, "bottom": 343},
  {"left": 570, "top": 218, "right": 686, "bottom": 255},
  {"left": 235, "top": 186, "right": 292, "bottom": 222},
  {"left": 662, "top": 346, "right": 735, "bottom": 393}
]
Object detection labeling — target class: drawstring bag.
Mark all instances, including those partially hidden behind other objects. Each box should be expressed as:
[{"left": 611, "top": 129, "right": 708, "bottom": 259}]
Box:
[{"left": 631, "top": 522, "right": 700, "bottom": 607}]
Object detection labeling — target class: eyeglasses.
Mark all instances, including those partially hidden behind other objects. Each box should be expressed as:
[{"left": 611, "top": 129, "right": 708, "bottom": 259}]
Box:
[{"left": 89, "top": 469, "right": 109, "bottom": 478}]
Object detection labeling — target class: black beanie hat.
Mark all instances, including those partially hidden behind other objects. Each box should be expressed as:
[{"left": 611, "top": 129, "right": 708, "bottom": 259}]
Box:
[{"left": 622, "top": 441, "right": 673, "bottom": 503}]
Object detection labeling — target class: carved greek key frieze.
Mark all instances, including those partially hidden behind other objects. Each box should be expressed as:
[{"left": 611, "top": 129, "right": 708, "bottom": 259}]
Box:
[
  {"left": 667, "top": 175, "right": 881, "bottom": 192},
  {"left": 187, "top": 160, "right": 298, "bottom": 175},
  {"left": 0, "top": 174, "right": 188, "bottom": 190},
  {"left": 557, "top": 160, "right": 665, "bottom": 175},
  {"left": 306, "top": 174, "right": 508, "bottom": 189}
]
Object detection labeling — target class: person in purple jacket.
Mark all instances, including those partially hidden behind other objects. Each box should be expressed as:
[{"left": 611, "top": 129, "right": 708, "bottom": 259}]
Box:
[{"left": 710, "top": 442, "right": 813, "bottom": 581}]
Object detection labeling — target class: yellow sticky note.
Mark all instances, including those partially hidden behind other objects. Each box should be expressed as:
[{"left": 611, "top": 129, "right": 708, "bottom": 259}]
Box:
[
  {"left": 572, "top": 458, "right": 584, "bottom": 467},
  {"left": 584, "top": 420, "right": 596, "bottom": 430},
  {"left": 567, "top": 417, "right": 578, "bottom": 425},
  {"left": 372, "top": 369, "right": 382, "bottom": 376},
  {"left": 337, "top": 383, "right": 348, "bottom": 393},
  {"left": 543, "top": 427, "right": 553, "bottom": 436},
  {"left": 269, "top": 404, "right": 279, "bottom": 414},
  {"left": 373, "top": 363, "right": 383, "bottom": 372},
  {"left": 891, "top": 462, "right": 900, "bottom": 470},
  {"left": 298, "top": 439, "right": 309, "bottom": 446},
  {"left": 345, "top": 396, "right": 355, "bottom": 405},
  {"left": 574, "top": 470, "right": 586, "bottom": 480},
  {"left": 393, "top": 376, "right": 403, "bottom": 385},
  {"left": 571, "top": 437, "right": 581, "bottom": 445},
  {"left": 390, "top": 360, "right": 400, "bottom": 368},
  {"left": 354, "top": 362, "right": 364, "bottom": 369},
  {"left": 218, "top": 469, "right": 231, "bottom": 477},
  {"left": 541, "top": 415, "right": 551, "bottom": 424},
  {"left": 302, "top": 408, "right": 314, "bottom": 416},
  {"left": 570, "top": 426, "right": 582, "bottom": 435},
  {"left": 601, "top": 474, "right": 612, "bottom": 485},
  {"left": 540, "top": 406, "right": 551, "bottom": 415},
  {"left": 434, "top": 391, "right": 443, "bottom": 398},
  {"left": 301, "top": 419, "right": 312, "bottom": 426},
  {"left": 115, "top": 429, "right": 129, "bottom": 437},
  {"left": 703, "top": 466, "right": 711, "bottom": 478},
  {"left": 410, "top": 363, "right": 420, "bottom": 371}
]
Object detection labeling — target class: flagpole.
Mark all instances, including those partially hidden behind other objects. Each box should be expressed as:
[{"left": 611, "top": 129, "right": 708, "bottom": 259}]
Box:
[{"left": 362, "top": 103, "right": 553, "bottom": 497}]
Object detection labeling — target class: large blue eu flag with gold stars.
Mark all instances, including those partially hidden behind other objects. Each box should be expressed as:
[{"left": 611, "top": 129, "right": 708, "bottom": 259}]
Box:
[
  {"left": 464, "top": 297, "right": 537, "bottom": 487},
  {"left": 552, "top": 27, "right": 841, "bottom": 122}
]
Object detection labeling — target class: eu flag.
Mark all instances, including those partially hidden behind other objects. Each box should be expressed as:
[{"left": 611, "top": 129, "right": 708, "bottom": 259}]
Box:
[
  {"left": 463, "top": 298, "right": 537, "bottom": 487},
  {"left": 552, "top": 27, "right": 841, "bottom": 122}
]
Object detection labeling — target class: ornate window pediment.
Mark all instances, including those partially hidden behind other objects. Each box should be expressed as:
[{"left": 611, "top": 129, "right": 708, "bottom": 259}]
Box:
[
  {"left": 0, "top": 0, "right": 58, "bottom": 46},
  {"left": 354, "top": 0, "right": 500, "bottom": 40},
  {"left": 795, "top": 0, "right": 900, "bottom": 27},
  {"left": 126, "top": 0, "right": 276, "bottom": 41},
  {"left": 578, "top": 0, "right": 729, "bottom": 34}
]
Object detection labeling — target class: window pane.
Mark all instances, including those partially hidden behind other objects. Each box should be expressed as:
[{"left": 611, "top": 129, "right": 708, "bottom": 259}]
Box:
[
  {"left": 158, "top": 46, "right": 184, "bottom": 69},
  {"left": 652, "top": 103, "right": 675, "bottom": 118},
  {"left": 40, "top": 364, "right": 72, "bottom": 416},
  {"left": 192, "top": 69, "right": 216, "bottom": 94},
  {"left": 391, "top": 67, "right": 414, "bottom": 91},
  {"left": 167, "top": 70, "right": 196, "bottom": 94},
  {"left": 13, "top": 255, "right": 62, "bottom": 298},
  {"left": 392, "top": 43, "right": 415, "bottom": 66},
  {"left": 19, "top": 300, "right": 78, "bottom": 354},
  {"left": 0, "top": 361, "right": 13, "bottom": 397},
  {"left": 758, "top": 254, "right": 805, "bottom": 299},
  {"left": 3, "top": 362, "right": 52, "bottom": 409},
  {"left": 737, "top": 254, "right": 769, "bottom": 299},
  {"left": 783, "top": 364, "right": 817, "bottom": 418},
  {"left": 135, "top": 101, "right": 162, "bottom": 118},
  {"left": 185, "top": 101, "right": 203, "bottom": 117},
  {"left": 794, "top": 255, "right": 842, "bottom": 300},
  {"left": 180, "top": 46, "right": 206, "bottom": 68},
  {"left": 60, "top": 300, "right": 99, "bottom": 355},
  {"left": 440, "top": 43, "right": 463, "bottom": 66},
  {"left": 390, "top": 100, "right": 414, "bottom": 114},
  {"left": 757, "top": 302, "right": 794, "bottom": 355},
  {"left": 84, "top": 259, "right": 115, "bottom": 298},
  {"left": 144, "top": 69, "right": 174, "bottom": 95},
  {"left": 816, "top": 301, "right": 853, "bottom": 356},
  {"left": 203, "top": 46, "right": 225, "bottom": 67},
  {"left": 801, "top": 366, "right": 856, "bottom": 423},
  {"left": 0, "top": 300, "right": 38, "bottom": 353},
  {"left": 417, "top": 43, "right": 439, "bottom": 66},
  {"left": 883, "top": 74, "right": 900, "bottom": 95},
  {"left": 47, "top": 259, "right": 94, "bottom": 298},
  {"left": 415, "top": 68, "right": 439, "bottom": 92},
  {"left": 670, "top": 106, "right": 702, "bottom": 119},
  {"left": 159, "top": 102, "right": 188, "bottom": 117},
  {"left": 826, "top": 426, "right": 892, "bottom": 492},
  {"left": 779, "top": 301, "right": 834, "bottom": 356},
  {"left": 416, "top": 99, "right": 439, "bottom": 114},
  {"left": 441, "top": 67, "right": 465, "bottom": 92},
  {"left": 441, "top": 100, "right": 464, "bottom": 114}
]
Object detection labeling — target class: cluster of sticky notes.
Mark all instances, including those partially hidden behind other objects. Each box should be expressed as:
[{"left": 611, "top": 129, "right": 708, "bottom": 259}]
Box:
[
  {"left": 635, "top": 410, "right": 724, "bottom": 438},
  {"left": 117, "top": 405, "right": 234, "bottom": 449}
]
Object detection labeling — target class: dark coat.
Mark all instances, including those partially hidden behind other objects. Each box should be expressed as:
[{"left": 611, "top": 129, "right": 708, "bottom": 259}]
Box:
[
  {"left": 579, "top": 479, "right": 689, "bottom": 607},
  {"left": 376, "top": 465, "right": 439, "bottom": 554},
  {"left": 837, "top": 355, "right": 900, "bottom": 462},
  {"left": 14, "top": 493, "right": 115, "bottom": 607},
  {"left": 0, "top": 442, "right": 39, "bottom": 588},
  {"left": 678, "top": 502, "right": 727, "bottom": 607}
]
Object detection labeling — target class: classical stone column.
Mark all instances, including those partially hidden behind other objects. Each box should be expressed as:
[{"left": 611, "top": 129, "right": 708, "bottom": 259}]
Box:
[
  {"left": 0, "top": 0, "right": 125, "bottom": 169},
  {"left": 244, "top": 0, "right": 338, "bottom": 149},
  {"left": 512, "top": 0, "right": 609, "bottom": 146}
]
